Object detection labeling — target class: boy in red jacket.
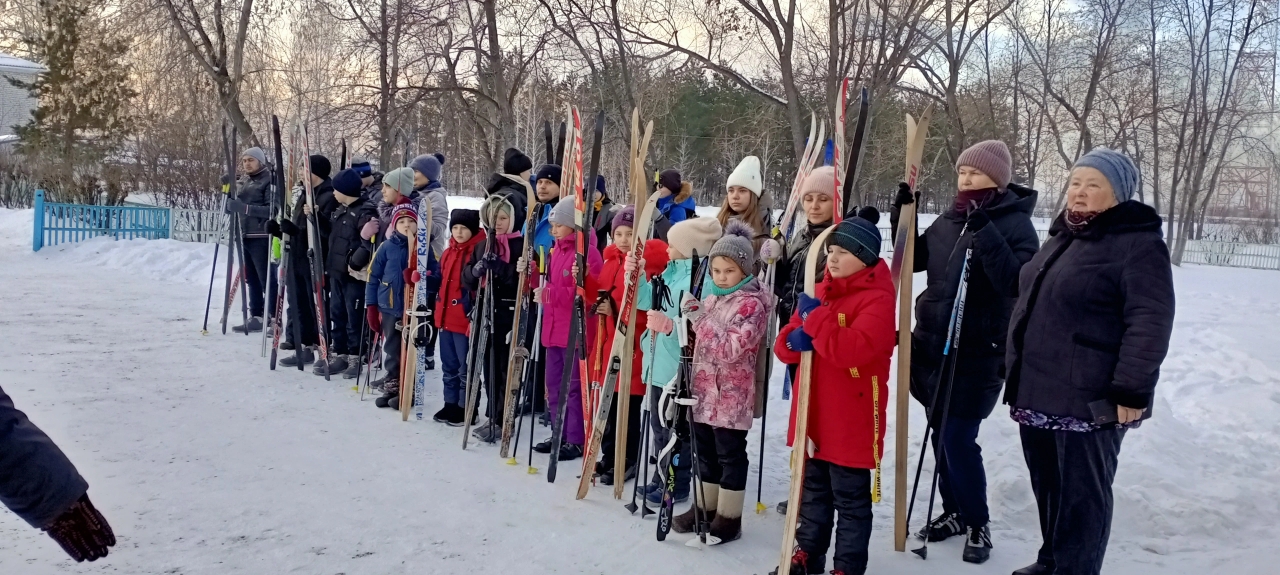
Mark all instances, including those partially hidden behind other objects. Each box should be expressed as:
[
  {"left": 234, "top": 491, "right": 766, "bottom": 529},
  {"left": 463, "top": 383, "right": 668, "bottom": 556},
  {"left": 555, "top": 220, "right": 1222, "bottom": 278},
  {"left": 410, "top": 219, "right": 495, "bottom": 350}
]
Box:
[
  {"left": 591, "top": 206, "right": 669, "bottom": 485},
  {"left": 775, "top": 211, "right": 896, "bottom": 575},
  {"left": 432, "top": 209, "right": 485, "bottom": 425}
]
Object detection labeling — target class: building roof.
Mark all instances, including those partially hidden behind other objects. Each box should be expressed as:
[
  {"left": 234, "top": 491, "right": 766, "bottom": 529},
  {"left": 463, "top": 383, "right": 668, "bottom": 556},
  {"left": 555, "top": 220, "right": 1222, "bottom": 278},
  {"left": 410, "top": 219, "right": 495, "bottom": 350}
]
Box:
[{"left": 0, "top": 52, "right": 44, "bottom": 76}]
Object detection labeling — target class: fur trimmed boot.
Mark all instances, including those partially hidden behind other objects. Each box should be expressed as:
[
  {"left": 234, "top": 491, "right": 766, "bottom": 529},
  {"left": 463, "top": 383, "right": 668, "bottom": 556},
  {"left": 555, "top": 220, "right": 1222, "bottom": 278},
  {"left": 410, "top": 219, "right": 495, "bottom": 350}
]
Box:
[
  {"left": 709, "top": 488, "right": 744, "bottom": 543},
  {"left": 672, "top": 480, "right": 719, "bottom": 533}
]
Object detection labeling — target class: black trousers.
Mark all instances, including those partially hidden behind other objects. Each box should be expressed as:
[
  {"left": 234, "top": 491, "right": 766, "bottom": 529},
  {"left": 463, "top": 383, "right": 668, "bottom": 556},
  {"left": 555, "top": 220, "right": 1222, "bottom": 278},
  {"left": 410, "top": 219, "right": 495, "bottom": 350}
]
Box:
[
  {"left": 380, "top": 311, "right": 403, "bottom": 385},
  {"left": 795, "top": 459, "right": 873, "bottom": 575},
  {"left": 692, "top": 422, "right": 749, "bottom": 491},
  {"left": 481, "top": 302, "right": 515, "bottom": 421},
  {"left": 930, "top": 416, "right": 989, "bottom": 527},
  {"left": 327, "top": 274, "right": 365, "bottom": 356},
  {"left": 600, "top": 392, "right": 643, "bottom": 470},
  {"left": 1020, "top": 425, "right": 1125, "bottom": 575},
  {"left": 243, "top": 237, "right": 271, "bottom": 318},
  {"left": 284, "top": 253, "right": 319, "bottom": 347}
]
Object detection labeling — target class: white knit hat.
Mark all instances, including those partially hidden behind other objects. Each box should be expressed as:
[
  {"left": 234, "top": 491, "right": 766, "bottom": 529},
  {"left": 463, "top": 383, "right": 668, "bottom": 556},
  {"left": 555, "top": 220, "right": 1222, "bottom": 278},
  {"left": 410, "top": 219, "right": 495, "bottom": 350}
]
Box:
[
  {"left": 667, "top": 217, "right": 723, "bottom": 260},
  {"left": 726, "top": 156, "right": 763, "bottom": 197}
]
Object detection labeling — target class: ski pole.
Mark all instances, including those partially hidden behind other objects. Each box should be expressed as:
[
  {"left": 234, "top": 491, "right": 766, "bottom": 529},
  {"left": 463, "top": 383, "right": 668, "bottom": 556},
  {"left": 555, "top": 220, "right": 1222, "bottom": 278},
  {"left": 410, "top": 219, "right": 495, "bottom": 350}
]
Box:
[
  {"left": 755, "top": 377, "right": 769, "bottom": 514},
  {"left": 201, "top": 204, "right": 224, "bottom": 335}
]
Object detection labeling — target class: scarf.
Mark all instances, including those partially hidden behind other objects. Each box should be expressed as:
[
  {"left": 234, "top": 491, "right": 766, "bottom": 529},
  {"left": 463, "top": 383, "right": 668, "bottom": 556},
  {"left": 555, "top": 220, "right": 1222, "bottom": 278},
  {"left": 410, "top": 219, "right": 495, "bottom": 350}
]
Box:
[
  {"left": 1065, "top": 209, "right": 1103, "bottom": 233},
  {"left": 493, "top": 231, "right": 523, "bottom": 262},
  {"left": 954, "top": 187, "right": 1000, "bottom": 214},
  {"left": 707, "top": 275, "right": 754, "bottom": 297}
]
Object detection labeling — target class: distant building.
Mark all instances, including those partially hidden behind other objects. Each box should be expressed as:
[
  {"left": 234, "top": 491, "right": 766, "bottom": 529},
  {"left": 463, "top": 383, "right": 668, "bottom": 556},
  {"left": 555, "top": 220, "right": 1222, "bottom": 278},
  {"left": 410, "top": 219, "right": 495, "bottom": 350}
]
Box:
[{"left": 0, "top": 52, "right": 43, "bottom": 139}]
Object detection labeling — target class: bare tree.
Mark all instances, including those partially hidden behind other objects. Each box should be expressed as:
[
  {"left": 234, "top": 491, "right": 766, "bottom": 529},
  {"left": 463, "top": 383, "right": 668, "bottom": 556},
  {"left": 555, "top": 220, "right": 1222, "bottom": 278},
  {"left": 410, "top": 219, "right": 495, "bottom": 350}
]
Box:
[{"left": 158, "top": 0, "right": 260, "bottom": 145}]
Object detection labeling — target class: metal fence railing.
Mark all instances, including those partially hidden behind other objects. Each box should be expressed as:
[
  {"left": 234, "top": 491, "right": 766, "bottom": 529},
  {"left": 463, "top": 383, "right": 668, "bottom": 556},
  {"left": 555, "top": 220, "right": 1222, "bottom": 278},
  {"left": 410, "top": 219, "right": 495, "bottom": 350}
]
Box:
[
  {"left": 1180, "top": 240, "right": 1280, "bottom": 270},
  {"left": 32, "top": 190, "right": 171, "bottom": 251},
  {"left": 171, "top": 207, "right": 227, "bottom": 244}
]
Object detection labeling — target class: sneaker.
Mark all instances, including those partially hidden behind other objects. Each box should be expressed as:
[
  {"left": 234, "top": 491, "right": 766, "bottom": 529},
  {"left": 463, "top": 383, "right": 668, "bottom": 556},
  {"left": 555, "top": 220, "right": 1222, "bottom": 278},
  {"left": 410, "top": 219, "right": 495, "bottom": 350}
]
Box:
[
  {"left": 916, "top": 511, "right": 966, "bottom": 542},
  {"left": 768, "top": 549, "right": 817, "bottom": 575},
  {"left": 472, "top": 421, "right": 501, "bottom": 443},
  {"left": 533, "top": 438, "right": 554, "bottom": 454},
  {"left": 557, "top": 443, "right": 583, "bottom": 461},
  {"left": 342, "top": 358, "right": 363, "bottom": 380},
  {"left": 280, "top": 340, "right": 296, "bottom": 351},
  {"left": 232, "top": 316, "right": 263, "bottom": 333},
  {"left": 313, "top": 354, "right": 350, "bottom": 376},
  {"left": 641, "top": 479, "right": 663, "bottom": 497},
  {"left": 962, "top": 525, "right": 992, "bottom": 564},
  {"left": 645, "top": 484, "right": 689, "bottom": 505},
  {"left": 777, "top": 500, "right": 788, "bottom": 515},
  {"left": 280, "top": 347, "right": 315, "bottom": 367},
  {"left": 598, "top": 465, "right": 636, "bottom": 486}
]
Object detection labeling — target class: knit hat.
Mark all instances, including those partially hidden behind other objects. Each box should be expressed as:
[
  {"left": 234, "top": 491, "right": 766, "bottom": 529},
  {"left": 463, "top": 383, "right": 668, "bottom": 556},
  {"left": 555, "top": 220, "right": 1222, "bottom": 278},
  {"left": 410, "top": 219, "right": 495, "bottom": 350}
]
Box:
[
  {"left": 667, "top": 217, "right": 723, "bottom": 259},
  {"left": 503, "top": 147, "right": 533, "bottom": 175},
  {"left": 450, "top": 208, "right": 481, "bottom": 237},
  {"left": 536, "top": 164, "right": 562, "bottom": 186},
  {"left": 800, "top": 166, "right": 835, "bottom": 200},
  {"left": 659, "top": 169, "right": 682, "bottom": 194},
  {"left": 549, "top": 196, "right": 576, "bottom": 227},
  {"left": 383, "top": 167, "right": 415, "bottom": 196},
  {"left": 332, "top": 168, "right": 363, "bottom": 197},
  {"left": 241, "top": 147, "right": 267, "bottom": 169},
  {"left": 480, "top": 194, "right": 515, "bottom": 228},
  {"left": 956, "top": 140, "right": 1013, "bottom": 190},
  {"left": 726, "top": 156, "right": 763, "bottom": 197},
  {"left": 708, "top": 220, "right": 755, "bottom": 274},
  {"left": 309, "top": 155, "right": 331, "bottom": 180},
  {"left": 829, "top": 207, "right": 882, "bottom": 267},
  {"left": 351, "top": 156, "right": 372, "bottom": 178},
  {"left": 410, "top": 153, "right": 445, "bottom": 183},
  {"left": 611, "top": 205, "right": 635, "bottom": 231},
  {"left": 391, "top": 202, "right": 418, "bottom": 227},
  {"left": 595, "top": 174, "right": 607, "bottom": 196},
  {"left": 1072, "top": 148, "right": 1140, "bottom": 203}
]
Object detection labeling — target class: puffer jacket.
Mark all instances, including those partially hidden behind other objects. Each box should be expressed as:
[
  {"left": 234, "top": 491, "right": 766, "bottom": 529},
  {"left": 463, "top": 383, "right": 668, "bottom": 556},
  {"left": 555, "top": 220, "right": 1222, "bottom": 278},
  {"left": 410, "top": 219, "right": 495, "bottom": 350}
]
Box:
[
  {"left": 774, "top": 220, "right": 833, "bottom": 323},
  {"left": 364, "top": 230, "right": 412, "bottom": 315},
  {"left": 775, "top": 260, "right": 897, "bottom": 470},
  {"left": 539, "top": 234, "right": 603, "bottom": 348},
  {"left": 638, "top": 257, "right": 696, "bottom": 388},
  {"left": 325, "top": 196, "right": 378, "bottom": 279},
  {"left": 234, "top": 168, "right": 275, "bottom": 238},
  {"left": 435, "top": 229, "right": 486, "bottom": 334},
  {"left": 595, "top": 241, "right": 670, "bottom": 395},
  {"left": 418, "top": 183, "right": 449, "bottom": 258},
  {"left": 0, "top": 384, "right": 88, "bottom": 528},
  {"left": 657, "top": 182, "right": 698, "bottom": 224},
  {"left": 691, "top": 277, "right": 770, "bottom": 430}
]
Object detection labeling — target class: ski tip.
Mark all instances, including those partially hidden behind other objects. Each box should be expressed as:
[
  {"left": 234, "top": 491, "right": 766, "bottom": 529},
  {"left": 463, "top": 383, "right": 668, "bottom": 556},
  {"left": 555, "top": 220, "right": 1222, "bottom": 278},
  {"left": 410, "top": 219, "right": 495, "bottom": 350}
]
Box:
[
  {"left": 506, "top": 457, "right": 518, "bottom": 466},
  {"left": 756, "top": 502, "right": 767, "bottom": 514}
]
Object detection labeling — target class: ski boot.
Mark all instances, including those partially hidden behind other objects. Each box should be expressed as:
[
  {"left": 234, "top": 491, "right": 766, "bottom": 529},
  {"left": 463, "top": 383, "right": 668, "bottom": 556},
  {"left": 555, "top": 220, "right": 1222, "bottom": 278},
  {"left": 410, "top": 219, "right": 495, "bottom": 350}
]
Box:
[
  {"left": 557, "top": 443, "right": 583, "bottom": 461},
  {"left": 341, "top": 358, "right": 363, "bottom": 380}
]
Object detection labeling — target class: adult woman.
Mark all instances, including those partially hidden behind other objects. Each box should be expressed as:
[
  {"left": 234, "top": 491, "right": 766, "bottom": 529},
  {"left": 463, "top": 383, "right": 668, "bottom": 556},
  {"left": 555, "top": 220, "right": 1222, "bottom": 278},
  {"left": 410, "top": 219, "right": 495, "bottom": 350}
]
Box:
[
  {"left": 1004, "top": 148, "right": 1174, "bottom": 575},
  {"left": 892, "top": 140, "right": 1039, "bottom": 564}
]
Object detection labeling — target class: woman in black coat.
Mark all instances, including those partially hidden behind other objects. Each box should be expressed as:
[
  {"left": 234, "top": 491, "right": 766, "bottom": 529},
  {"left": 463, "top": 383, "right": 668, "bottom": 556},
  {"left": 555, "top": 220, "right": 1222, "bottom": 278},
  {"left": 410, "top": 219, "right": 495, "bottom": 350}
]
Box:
[
  {"left": 1004, "top": 148, "right": 1175, "bottom": 575},
  {"left": 891, "top": 140, "right": 1040, "bottom": 563}
]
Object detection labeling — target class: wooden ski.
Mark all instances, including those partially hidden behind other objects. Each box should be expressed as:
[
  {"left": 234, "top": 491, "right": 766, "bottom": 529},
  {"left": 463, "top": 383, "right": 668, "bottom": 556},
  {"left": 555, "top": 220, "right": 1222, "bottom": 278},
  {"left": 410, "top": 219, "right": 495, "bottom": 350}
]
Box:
[
  {"left": 832, "top": 78, "right": 848, "bottom": 224},
  {"left": 499, "top": 174, "right": 539, "bottom": 458},
  {"left": 399, "top": 233, "right": 420, "bottom": 421}
]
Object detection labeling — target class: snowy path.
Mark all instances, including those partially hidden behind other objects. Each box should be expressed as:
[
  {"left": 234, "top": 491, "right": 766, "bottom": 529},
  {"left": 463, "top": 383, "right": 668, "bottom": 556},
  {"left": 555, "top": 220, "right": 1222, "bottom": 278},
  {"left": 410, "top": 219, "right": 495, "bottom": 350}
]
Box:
[{"left": 0, "top": 208, "right": 1276, "bottom": 574}]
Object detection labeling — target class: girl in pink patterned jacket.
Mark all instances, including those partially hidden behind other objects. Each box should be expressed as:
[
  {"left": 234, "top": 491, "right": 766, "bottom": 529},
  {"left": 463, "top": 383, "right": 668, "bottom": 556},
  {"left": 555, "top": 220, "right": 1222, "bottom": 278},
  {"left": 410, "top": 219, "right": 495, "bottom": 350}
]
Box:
[{"left": 668, "top": 220, "right": 770, "bottom": 543}]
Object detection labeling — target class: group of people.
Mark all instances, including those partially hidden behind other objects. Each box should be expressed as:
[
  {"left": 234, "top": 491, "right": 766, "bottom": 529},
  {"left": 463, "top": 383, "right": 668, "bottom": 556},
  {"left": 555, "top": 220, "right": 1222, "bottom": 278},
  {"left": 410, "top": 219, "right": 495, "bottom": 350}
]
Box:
[{"left": 2, "top": 136, "right": 1172, "bottom": 572}]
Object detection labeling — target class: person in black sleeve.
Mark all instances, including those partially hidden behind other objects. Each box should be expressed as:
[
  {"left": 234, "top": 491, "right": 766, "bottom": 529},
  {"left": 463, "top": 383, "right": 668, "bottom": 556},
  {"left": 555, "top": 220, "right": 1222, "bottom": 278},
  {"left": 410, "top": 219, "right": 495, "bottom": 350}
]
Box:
[
  {"left": 225, "top": 147, "right": 275, "bottom": 334},
  {"left": 268, "top": 154, "right": 336, "bottom": 367},
  {"left": 314, "top": 168, "right": 379, "bottom": 378}
]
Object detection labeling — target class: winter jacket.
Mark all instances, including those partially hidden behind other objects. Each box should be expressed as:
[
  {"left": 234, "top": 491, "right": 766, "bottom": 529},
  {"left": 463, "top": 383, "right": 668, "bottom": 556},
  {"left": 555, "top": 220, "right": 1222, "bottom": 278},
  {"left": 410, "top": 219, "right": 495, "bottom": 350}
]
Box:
[
  {"left": 288, "top": 179, "right": 336, "bottom": 257},
  {"left": 909, "top": 186, "right": 1040, "bottom": 420},
  {"left": 531, "top": 200, "right": 558, "bottom": 269},
  {"left": 235, "top": 168, "right": 275, "bottom": 238},
  {"left": 435, "top": 230, "right": 486, "bottom": 334},
  {"left": 774, "top": 220, "right": 832, "bottom": 323},
  {"left": 539, "top": 234, "right": 603, "bottom": 349},
  {"left": 0, "top": 384, "right": 88, "bottom": 528},
  {"left": 691, "top": 277, "right": 770, "bottom": 430},
  {"left": 595, "top": 241, "right": 670, "bottom": 395},
  {"left": 657, "top": 187, "right": 697, "bottom": 224},
  {"left": 467, "top": 184, "right": 531, "bottom": 306},
  {"left": 1004, "top": 201, "right": 1175, "bottom": 421},
  {"left": 775, "top": 260, "right": 897, "bottom": 470},
  {"left": 377, "top": 189, "right": 419, "bottom": 241},
  {"left": 638, "top": 257, "right": 697, "bottom": 388},
  {"left": 419, "top": 184, "right": 450, "bottom": 258},
  {"left": 359, "top": 172, "right": 385, "bottom": 206},
  {"left": 593, "top": 194, "right": 615, "bottom": 246},
  {"left": 325, "top": 196, "right": 378, "bottom": 279},
  {"left": 364, "top": 230, "right": 412, "bottom": 315}
]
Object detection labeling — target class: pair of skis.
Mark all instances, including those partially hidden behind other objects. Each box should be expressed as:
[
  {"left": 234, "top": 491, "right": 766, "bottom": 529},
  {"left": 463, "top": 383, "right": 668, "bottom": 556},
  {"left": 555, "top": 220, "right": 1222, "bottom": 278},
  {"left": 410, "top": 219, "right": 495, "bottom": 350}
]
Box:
[
  {"left": 267, "top": 115, "right": 305, "bottom": 371},
  {"left": 400, "top": 194, "right": 434, "bottom": 421}
]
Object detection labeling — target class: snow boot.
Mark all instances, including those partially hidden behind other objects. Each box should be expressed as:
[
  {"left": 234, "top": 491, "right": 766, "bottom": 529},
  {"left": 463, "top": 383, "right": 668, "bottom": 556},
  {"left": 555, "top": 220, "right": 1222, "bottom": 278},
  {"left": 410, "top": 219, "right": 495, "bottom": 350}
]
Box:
[
  {"left": 232, "top": 316, "right": 263, "bottom": 334},
  {"left": 533, "top": 438, "right": 554, "bottom": 454},
  {"left": 557, "top": 443, "right": 583, "bottom": 461},
  {"left": 777, "top": 500, "right": 787, "bottom": 515},
  {"left": 375, "top": 390, "right": 397, "bottom": 409},
  {"left": 432, "top": 403, "right": 455, "bottom": 423},
  {"left": 672, "top": 481, "right": 718, "bottom": 533},
  {"left": 962, "top": 525, "right": 992, "bottom": 564},
  {"left": 1012, "top": 563, "right": 1052, "bottom": 575},
  {"left": 472, "top": 421, "right": 500, "bottom": 443},
  {"left": 646, "top": 481, "right": 689, "bottom": 505},
  {"left": 313, "top": 354, "right": 350, "bottom": 377},
  {"left": 342, "top": 358, "right": 363, "bottom": 380},
  {"left": 598, "top": 464, "right": 636, "bottom": 486},
  {"left": 768, "top": 549, "right": 824, "bottom": 575},
  {"left": 709, "top": 488, "right": 744, "bottom": 543},
  {"left": 280, "top": 340, "right": 295, "bottom": 351},
  {"left": 916, "top": 511, "right": 966, "bottom": 542},
  {"left": 388, "top": 394, "right": 400, "bottom": 411},
  {"left": 280, "top": 346, "right": 315, "bottom": 367}
]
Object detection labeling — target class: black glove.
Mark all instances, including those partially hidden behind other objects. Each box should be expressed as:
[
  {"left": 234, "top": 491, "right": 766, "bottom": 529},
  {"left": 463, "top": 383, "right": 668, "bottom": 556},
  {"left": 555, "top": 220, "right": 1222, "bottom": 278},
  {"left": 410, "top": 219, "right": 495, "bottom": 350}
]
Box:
[
  {"left": 224, "top": 198, "right": 246, "bottom": 214},
  {"left": 967, "top": 208, "right": 990, "bottom": 232},
  {"left": 43, "top": 494, "right": 115, "bottom": 563},
  {"left": 279, "top": 219, "right": 300, "bottom": 237},
  {"left": 266, "top": 219, "right": 281, "bottom": 238},
  {"left": 893, "top": 183, "right": 914, "bottom": 207}
]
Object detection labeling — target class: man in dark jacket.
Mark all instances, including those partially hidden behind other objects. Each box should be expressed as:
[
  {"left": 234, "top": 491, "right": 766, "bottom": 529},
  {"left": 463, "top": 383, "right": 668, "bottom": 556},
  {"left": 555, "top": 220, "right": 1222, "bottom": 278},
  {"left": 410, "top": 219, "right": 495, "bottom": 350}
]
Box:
[
  {"left": 225, "top": 147, "right": 276, "bottom": 334},
  {"left": 315, "top": 168, "right": 379, "bottom": 378},
  {"left": 269, "top": 154, "right": 336, "bottom": 367},
  {"left": 1, "top": 384, "right": 116, "bottom": 562},
  {"left": 891, "top": 140, "right": 1040, "bottom": 563}
]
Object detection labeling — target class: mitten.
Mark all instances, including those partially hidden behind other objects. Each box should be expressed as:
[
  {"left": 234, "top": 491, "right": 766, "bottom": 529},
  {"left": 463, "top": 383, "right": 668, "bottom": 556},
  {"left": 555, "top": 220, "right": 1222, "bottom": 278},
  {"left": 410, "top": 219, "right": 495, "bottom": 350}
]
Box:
[
  {"left": 403, "top": 268, "right": 417, "bottom": 285},
  {"left": 266, "top": 220, "right": 281, "bottom": 238},
  {"left": 279, "top": 219, "right": 300, "bottom": 237},
  {"left": 679, "top": 293, "right": 704, "bottom": 323},
  {"left": 893, "top": 182, "right": 915, "bottom": 207},
  {"left": 759, "top": 238, "right": 782, "bottom": 264},
  {"left": 967, "top": 208, "right": 990, "bottom": 232},
  {"left": 646, "top": 310, "right": 674, "bottom": 335},
  {"left": 366, "top": 305, "right": 381, "bottom": 333},
  {"left": 42, "top": 494, "right": 115, "bottom": 563},
  {"left": 360, "top": 219, "right": 379, "bottom": 240}
]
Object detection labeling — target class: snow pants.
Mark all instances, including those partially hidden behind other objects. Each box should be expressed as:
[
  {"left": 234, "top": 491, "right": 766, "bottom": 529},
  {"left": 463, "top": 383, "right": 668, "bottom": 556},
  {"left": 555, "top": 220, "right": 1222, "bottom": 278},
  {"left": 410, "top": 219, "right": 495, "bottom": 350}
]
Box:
[
  {"left": 795, "top": 459, "right": 873, "bottom": 575},
  {"left": 1020, "top": 424, "right": 1126, "bottom": 575},
  {"left": 600, "top": 392, "right": 642, "bottom": 471},
  {"left": 438, "top": 329, "right": 468, "bottom": 405},
  {"left": 380, "top": 311, "right": 402, "bottom": 389},
  {"left": 284, "top": 254, "right": 319, "bottom": 347},
  {"left": 242, "top": 237, "right": 271, "bottom": 318},
  {"left": 481, "top": 301, "right": 515, "bottom": 421},
  {"left": 692, "top": 422, "right": 749, "bottom": 491},
  {"left": 930, "top": 416, "right": 989, "bottom": 528},
  {"left": 327, "top": 274, "right": 366, "bottom": 356},
  {"left": 648, "top": 388, "right": 691, "bottom": 492},
  {"left": 544, "top": 346, "right": 584, "bottom": 445}
]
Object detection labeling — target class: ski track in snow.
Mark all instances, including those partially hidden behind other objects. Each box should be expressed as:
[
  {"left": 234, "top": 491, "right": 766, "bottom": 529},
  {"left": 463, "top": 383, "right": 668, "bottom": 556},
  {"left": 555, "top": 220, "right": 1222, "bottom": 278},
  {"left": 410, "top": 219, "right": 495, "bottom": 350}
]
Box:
[{"left": 0, "top": 205, "right": 1276, "bottom": 574}]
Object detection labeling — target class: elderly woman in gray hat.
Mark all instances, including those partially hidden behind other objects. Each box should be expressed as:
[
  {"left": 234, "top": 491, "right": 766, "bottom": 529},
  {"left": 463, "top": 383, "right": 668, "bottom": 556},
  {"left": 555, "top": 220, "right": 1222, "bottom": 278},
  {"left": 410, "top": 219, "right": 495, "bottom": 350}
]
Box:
[{"left": 1003, "top": 148, "right": 1175, "bottom": 575}]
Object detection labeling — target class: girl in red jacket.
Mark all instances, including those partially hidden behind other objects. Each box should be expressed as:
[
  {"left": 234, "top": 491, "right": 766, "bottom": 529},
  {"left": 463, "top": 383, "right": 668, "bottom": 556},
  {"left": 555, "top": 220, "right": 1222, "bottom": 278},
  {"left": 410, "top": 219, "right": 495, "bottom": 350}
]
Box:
[
  {"left": 775, "top": 211, "right": 896, "bottom": 575},
  {"left": 433, "top": 209, "right": 485, "bottom": 425},
  {"left": 591, "top": 206, "right": 669, "bottom": 485}
]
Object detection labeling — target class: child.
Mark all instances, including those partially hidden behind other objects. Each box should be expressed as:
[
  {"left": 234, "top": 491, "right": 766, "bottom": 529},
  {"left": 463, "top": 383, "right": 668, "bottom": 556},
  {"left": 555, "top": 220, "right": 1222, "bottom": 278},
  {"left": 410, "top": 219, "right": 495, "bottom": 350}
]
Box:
[
  {"left": 530, "top": 199, "right": 602, "bottom": 460},
  {"left": 465, "top": 192, "right": 526, "bottom": 443},
  {"left": 668, "top": 220, "right": 770, "bottom": 543},
  {"left": 774, "top": 210, "right": 896, "bottom": 575},
  {"left": 633, "top": 217, "right": 723, "bottom": 505},
  {"left": 365, "top": 200, "right": 419, "bottom": 410},
  {"left": 316, "top": 168, "right": 379, "bottom": 378},
  {"left": 433, "top": 209, "right": 485, "bottom": 425},
  {"left": 592, "top": 206, "right": 669, "bottom": 485}
]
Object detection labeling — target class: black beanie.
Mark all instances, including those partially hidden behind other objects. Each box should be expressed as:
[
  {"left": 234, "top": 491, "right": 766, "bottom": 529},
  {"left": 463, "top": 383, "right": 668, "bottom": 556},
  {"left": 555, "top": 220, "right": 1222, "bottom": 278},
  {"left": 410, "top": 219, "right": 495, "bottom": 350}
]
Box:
[
  {"left": 659, "top": 169, "right": 681, "bottom": 194},
  {"left": 449, "top": 208, "right": 481, "bottom": 237},
  {"left": 536, "top": 164, "right": 562, "bottom": 186},
  {"left": 503, "top": 148, "right": 533, "bottom": 176},
  {"left": 332, "top": 168, "right": 362, "bottom": 197},
  {"left": 309, "top": 155, "right": 331, "bottom": 180}
]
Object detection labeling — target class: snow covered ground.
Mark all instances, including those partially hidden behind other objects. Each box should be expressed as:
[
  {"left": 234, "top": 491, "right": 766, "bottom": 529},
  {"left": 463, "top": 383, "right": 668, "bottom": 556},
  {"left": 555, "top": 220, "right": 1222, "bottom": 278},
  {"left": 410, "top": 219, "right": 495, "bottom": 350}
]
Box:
[{"left": 1, "top": 204, "right": 1277, "bottom": 574}]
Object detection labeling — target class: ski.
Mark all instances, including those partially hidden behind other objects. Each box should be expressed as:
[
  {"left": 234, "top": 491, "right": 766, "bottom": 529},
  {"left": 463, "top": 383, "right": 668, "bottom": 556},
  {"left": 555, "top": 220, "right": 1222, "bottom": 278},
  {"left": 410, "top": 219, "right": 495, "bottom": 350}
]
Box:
[
  {"left": 499, "top": 174, "right": 538, "bottom": 458},
  {"left": 218, "top": 123, "right": 238, "bottom": 335},
  {"left": 832, "top": 78, "right": 848, "bottom": 224},
  {"left": 299, "top": 126, "right": 333, "bottom": 380},
  {"left": 776, "top": 117, "right": 824, "bottom": 241},
  {"left": 268, "top": 115, "right": 297, "bottom": 370},
  {"left": 657, "top": 254, "right": 707, "bottom": 541},
  {"left": 461, "top": 240, "right": 494, "bottom": 447},
  {"left": 776, "top": 225, "right": 839, "bottom": 570},
  {"left": 399, "top": 231, "right": 420, "bottom": 420},
  {"left": 411, "top": 174, "right": 437, "bottom": 420},
  {"left": 841, "top": 87, "right": 871, "bottom": 213},
  {"left": 892, "top": 106, "right": 932, "bottom": 551},
  {"left": 402, "top": 194, "right": 433, "bottom": 421}
]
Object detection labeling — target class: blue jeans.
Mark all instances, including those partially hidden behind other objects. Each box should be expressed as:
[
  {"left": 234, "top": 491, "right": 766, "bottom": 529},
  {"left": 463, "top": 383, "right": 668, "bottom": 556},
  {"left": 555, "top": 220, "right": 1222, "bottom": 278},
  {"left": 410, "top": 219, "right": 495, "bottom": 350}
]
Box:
[
  {"left": 931, "top": 416, "right": 989, "bottom": 527},
  {"left": 439, "top": 329, "right": 468, "bottom": 405}
]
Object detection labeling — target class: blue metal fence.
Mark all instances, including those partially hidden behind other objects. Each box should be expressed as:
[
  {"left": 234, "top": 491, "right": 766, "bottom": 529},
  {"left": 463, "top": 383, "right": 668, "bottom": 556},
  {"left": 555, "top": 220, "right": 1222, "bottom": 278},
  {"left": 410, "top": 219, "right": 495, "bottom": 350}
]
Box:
[{"left": 32, "top": 189, "right": 171, "bottom": 251}]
